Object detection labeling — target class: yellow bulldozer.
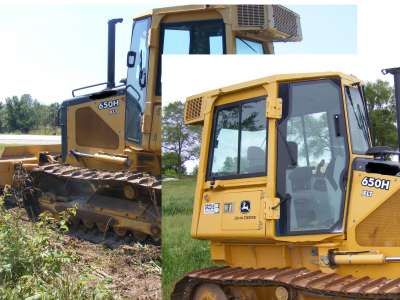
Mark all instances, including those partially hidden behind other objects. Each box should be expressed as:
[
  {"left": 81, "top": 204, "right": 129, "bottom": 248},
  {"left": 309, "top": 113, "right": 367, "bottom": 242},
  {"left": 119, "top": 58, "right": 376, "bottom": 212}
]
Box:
[
  {"left": 173, "top": 69, "right": 400, "bottom": 299},
  {"left": 0, "top": 4, "right": 301, "bottom": 242}
]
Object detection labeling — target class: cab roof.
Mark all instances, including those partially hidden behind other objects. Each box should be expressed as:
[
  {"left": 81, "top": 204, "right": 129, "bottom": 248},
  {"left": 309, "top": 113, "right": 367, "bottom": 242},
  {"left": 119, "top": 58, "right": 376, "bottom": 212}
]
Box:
[
  {"left": 133, "top": 5, "right": 222, "bottom": 20},
  {"left": 187, "top": 72, "right": 361, "bottom": 99}
]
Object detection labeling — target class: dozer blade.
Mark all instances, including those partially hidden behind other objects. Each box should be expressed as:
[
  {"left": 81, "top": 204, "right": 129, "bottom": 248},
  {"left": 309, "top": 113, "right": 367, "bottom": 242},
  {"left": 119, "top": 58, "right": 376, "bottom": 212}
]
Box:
[
  {"left": 0, "top": 144, "right": 60, "bottom": 187},
  {"left": 172, "top": 266, "right": 400, "bottom": 299},
  {"left": 23, "top": 163, "right": 161, "bottom": 242}
]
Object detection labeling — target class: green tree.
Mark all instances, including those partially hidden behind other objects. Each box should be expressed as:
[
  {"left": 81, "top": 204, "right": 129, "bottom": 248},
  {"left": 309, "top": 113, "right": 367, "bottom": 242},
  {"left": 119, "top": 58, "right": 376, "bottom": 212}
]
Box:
[
  {"left": 47, "top": 102, "right": 61, "bottom": 129},
  {"left": 162, "top": 101, "right": 201, "bottom": 175},
  {"left": 162, "top": 152, "right": 186, "bottom": 176},
  {"left": 364, "top": 80, "right": 397, "bottom": 148},
  {"left": 0, "top": 102, "right": 6, "bottom": 133},
  {"left": 36, "top": 102, "right": 60, "bottom": 133},
  {"left": 5, "top": 94, "right": 36, "bottom": 133},
  {"left": 2, "top": 95, "right": 59, "bottom": 134},
  {"left": 221, "top": 157, "right": 236, "bottom": 173}
]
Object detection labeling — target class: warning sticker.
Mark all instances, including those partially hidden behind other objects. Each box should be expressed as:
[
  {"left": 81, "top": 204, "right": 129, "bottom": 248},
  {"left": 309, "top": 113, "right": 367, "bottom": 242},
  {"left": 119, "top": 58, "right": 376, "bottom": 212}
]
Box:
[{"left": 204, "top": 203, "right": 220, "bottom": 214}]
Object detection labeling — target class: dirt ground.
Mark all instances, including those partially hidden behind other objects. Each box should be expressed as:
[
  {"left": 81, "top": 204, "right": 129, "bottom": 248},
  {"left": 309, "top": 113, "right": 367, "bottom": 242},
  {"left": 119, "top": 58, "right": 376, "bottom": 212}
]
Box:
[{"left": 11, "top": 207, "right": 161, "bottom": 299}]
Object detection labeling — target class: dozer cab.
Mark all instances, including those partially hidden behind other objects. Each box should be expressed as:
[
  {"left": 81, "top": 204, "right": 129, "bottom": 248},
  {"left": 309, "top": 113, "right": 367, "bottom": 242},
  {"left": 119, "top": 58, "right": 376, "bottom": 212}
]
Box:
[
  {"left": 0, "top": 4, "right": 301, "bottom": 242},
  {"left": 173, "top": 70, "right": 400, "bottom": 299}
]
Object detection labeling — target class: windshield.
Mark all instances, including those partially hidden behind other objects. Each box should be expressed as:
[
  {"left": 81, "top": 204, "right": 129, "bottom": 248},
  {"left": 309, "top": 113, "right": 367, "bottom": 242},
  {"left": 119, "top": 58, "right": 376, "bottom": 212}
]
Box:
[
  {"left": 208, "top": 97, "right": 267, "bottom": 179},
  {"left": 345, "top": 86, "right": 371, "bottom": 154},
  {"left": 277, "top": 79, "right": 348, "bottom": 235},
  {"left": 126, "top": 17, "right": 151, "bottom": 143},
  {"left": 156, "top": 19, "right": 226, "bottom": 95}
]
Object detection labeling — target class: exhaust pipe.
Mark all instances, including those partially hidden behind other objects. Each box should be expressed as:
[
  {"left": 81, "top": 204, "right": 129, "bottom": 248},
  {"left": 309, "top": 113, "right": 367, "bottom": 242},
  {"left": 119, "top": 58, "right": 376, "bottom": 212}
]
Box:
[{"left": 107, "top": 18, "right": 123, "bottom": 89}]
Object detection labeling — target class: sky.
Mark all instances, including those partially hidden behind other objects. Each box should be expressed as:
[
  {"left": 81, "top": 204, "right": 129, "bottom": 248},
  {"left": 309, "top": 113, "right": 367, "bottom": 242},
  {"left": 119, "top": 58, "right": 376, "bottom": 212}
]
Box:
[
  {"left": 0, "top": 1, "right": 357, "bottom": 104},
  {"left": 274, "top": 5, "right": 357, "bottom": 54},
  {"left": 163, "top": 0, "right": 400, "bottom": 105}
]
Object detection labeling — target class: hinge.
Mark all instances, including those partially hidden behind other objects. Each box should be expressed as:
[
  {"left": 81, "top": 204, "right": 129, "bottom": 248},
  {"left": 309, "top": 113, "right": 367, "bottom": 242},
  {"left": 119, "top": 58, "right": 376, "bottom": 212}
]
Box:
[
  {"left": 265, "top": 197, "right": 280, "bottom": 220},
  {"left": 267, "top": 97, "right": 282, "bottom": 119}
]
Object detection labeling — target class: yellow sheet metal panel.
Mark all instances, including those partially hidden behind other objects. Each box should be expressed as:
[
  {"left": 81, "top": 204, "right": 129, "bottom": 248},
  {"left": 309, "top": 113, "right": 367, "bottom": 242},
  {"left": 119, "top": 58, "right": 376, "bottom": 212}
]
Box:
[
  {"left": 220, "top": 190, "right": 264, "bottom": 231},
  {"left": 347, "top": 170, "right": 400, "bottom": 232},
  {"left": 355, "top": 181, "right": 400, "bottom": 247},
  {"left": 66, "top": 94, "right": 126, "bottom": 163},
  {"left": 1, "top": 144, "right": 60, "bottom": 158},
  {"left": 0, "top": 144, "right": 60, "bottom": 187},
  {"left": 0, "top": 157, "right": 37, "bottom": 186},
  {"left": 196, "top": 187, "right": 267, "bottom": 239}
]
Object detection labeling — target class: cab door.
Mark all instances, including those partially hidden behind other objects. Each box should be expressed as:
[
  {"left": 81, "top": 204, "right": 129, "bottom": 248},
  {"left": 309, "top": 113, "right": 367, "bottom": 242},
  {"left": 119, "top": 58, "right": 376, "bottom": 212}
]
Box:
[
  {"left": 276, "top": 79, "right": 349, "bottom": 235},
  {"left": 196, "top": 96, "right": 269, "bottom": 239}
]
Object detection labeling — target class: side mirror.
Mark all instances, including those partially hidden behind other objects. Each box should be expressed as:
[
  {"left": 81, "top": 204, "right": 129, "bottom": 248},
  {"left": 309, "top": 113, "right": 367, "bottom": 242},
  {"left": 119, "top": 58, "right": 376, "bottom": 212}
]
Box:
[{"left": 127, "top": 51, "right": 136, "bottom": 67}]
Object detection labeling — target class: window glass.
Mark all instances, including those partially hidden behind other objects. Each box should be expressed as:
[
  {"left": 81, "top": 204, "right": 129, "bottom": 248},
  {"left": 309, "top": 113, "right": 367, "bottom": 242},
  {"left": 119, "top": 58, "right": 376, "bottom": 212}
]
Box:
[
  {"left": 163, "top": 29, "right": 190, "bottom": 54},
  {"left": 345, "top": 86, "right": 370, "bottom": 154},
  {"left": 157, "top": 20, "right": 225, "bottom": 95},
  {"left": 240, "top": 101, "right": 267, "bottom": 174},
  {"left": 126, "top": 17, "right": 150, "bottom": 143},
  {"left": 210, "top": 97, "right": 267, "bottom": 178},
  {"left": 277, "top": 79, "right": 348, "bottom": 235},
  {"left": 126, "top": 17, "right": 150, "bottom": 111},
  {"left": 236, "top": 37, "right": 264, "bottom": 54},
  {"left": 210, "top": 36, "right": 223, "bottom": 54},
  {"left": 287, "top": 113, "right": 332, "bottom": 167},
  {"left": 125, "top": 99, "right": 142, "bottom": 143},
  {"left": 211, "top": 106, "right": 240, "bottom": 177},
  {"left": 287, "top": 117, "right": 307, "bottom": 167}
]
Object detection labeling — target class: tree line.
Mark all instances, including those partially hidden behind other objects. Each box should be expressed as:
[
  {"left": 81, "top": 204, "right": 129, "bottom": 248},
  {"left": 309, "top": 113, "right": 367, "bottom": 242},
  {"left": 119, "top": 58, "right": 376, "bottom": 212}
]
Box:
[
  {"left": 0, "top": 94, "right": 60, "bottom": 134},
  {"left": 162, "top": 79, "right": 399, "bottom": 177}
]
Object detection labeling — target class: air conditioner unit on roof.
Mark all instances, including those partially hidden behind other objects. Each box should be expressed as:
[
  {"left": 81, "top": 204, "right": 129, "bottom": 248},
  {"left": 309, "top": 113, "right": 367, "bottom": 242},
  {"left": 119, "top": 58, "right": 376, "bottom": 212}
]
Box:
[{"left": 233, "top": 5, "right": 302, "bottom": 42}]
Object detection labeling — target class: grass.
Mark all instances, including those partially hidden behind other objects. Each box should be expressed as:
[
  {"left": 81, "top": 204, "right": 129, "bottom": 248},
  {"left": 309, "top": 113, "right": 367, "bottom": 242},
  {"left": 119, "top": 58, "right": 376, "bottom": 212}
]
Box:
[
  {"left": 162, "top": 177, "right": 213, "bottom": 299},
  {"left": 162, "top": 177, "right": 198, "bottom": 215}
]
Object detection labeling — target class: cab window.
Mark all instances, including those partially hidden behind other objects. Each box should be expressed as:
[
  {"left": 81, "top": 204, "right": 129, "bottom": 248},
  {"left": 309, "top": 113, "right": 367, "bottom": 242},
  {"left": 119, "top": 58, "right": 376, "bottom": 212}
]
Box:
[
  {"left": 236, "top": 37, "right": 265, "bottom": 54},
  {"left": 126, "top": 17, "right": 150, "bottom": 143},
  {"left": 156, "top": 19, "right": 226, "bottom": 95},
  {"left": 208, "top": 97, "right": 267, "bottom": 179},
  {"left": 345, "top": 86, "right": 371, "bottom": 154},
  {"left": 277, "top": 79, "right": 348, "bottom": 235}
]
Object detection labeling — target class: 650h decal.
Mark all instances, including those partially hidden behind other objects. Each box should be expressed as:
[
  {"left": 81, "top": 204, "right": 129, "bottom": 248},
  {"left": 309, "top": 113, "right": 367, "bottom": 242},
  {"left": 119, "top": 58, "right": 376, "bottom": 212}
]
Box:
[
  {"left": 98, "top": 99, "right": 119, "bottom": 110},
  {"left": 361, "top": 176, "right": 390, "bottom": 190}
]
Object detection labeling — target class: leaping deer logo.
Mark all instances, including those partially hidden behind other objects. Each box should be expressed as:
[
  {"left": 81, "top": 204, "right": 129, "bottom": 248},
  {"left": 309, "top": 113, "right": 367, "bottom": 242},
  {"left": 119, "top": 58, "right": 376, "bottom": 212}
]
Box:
[{"left": 240, "top": 200, "right": 251, "bottom": 213}]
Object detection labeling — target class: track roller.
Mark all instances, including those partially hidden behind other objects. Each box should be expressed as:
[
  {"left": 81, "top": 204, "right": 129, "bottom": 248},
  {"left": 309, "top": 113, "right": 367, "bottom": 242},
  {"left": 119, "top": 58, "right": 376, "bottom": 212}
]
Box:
[
  {"left": 113, "top": 227, "right": 127, "bottom": 237},
  {"left": 82, "top": 220, "right": 95, "bottom": 230},
  {"left": 192, "top": 283, "right": 228, "bottom": 300},
  {"left": 96, "top": 222, "right": 109, "bottom": 233}
]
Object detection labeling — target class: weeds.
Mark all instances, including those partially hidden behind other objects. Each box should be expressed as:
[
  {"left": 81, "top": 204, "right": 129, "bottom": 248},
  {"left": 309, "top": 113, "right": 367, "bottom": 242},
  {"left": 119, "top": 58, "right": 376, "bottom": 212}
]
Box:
[{"left": 0, "top": 200, "right": 113, "bottom": 299}]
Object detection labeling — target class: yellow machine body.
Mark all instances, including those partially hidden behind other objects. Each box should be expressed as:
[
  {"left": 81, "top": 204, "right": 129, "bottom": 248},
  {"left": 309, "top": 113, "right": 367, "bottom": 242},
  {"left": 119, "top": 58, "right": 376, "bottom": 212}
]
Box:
[
  {"left": 0, "top": 4, "right": 301, "bottom": 187},
  {"left": 182, "top": 72, "right": 400, "bottom": 299},
  {"left": 0, "top": 4, "right": 301, "bottom": 243},
  {"left": 61, "top": 93, "right": 161, "bottom": 175},
  {"left": 140, "top": 4, "right": 301, "bottom": 55}
]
